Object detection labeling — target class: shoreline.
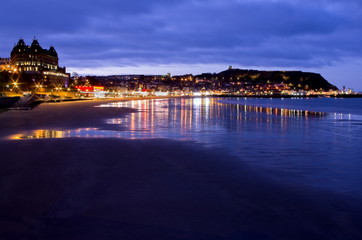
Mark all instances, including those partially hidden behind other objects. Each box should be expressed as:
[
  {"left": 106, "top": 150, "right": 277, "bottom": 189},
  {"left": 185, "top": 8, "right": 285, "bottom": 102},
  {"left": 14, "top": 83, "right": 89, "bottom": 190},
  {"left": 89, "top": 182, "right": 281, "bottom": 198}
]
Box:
[
  {"left": 0, "top": 96, "right": 175, "bottom": 139},
  {"left": 2, "top": 93, "right": 362, "bottom": 112},
  {"left": 0, "top": 95, "right": 183, "bottom": 113},
  {"left": 212, "top": 93, "right": 362, "bottom": 98}
]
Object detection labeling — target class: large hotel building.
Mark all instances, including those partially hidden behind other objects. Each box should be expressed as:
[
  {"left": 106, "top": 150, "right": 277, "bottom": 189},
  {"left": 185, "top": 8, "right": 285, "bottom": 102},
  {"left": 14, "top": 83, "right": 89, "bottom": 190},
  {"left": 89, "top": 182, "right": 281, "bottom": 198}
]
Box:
[{"left": 1, "top": 38, "right": 69, "bottom": 91}]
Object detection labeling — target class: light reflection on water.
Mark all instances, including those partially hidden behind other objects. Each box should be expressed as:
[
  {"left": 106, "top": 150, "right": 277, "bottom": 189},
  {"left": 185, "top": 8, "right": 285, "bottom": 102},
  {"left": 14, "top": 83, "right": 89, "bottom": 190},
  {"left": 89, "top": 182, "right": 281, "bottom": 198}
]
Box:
[
  {"left": 10, "top": 97, "right": 327, "bottom": 141},
  {"left": 9, "top": 128, "right": 130, "bottom": 140},
  {"left": 98, "top": 98, "right": 327, "bottom": 141},
  {"left": 8, "top": 97, "right": 362, "bottom": 196}
]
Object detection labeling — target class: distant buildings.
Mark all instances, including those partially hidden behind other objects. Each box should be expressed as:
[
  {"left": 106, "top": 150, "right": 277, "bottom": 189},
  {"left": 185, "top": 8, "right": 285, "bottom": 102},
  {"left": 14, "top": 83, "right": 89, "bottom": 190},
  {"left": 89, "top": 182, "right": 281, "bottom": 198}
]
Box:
[{"left": 69, "top": 66, "right": 343, "bottom": 98}]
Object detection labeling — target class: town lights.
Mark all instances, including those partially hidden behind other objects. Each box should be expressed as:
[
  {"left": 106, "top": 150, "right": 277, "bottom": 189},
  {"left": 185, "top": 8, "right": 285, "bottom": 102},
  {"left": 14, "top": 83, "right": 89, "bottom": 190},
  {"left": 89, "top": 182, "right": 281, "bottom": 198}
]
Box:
[{"left": 154, "top": 92, "right": 168, "bottom": 97}]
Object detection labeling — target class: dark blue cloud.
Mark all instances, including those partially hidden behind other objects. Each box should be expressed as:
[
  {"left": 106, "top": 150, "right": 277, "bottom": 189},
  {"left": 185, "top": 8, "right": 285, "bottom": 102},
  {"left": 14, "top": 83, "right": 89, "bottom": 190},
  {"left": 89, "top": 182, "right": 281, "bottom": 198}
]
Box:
[{"left": 1, "top": 0, "right": 361, "bottom": 77}]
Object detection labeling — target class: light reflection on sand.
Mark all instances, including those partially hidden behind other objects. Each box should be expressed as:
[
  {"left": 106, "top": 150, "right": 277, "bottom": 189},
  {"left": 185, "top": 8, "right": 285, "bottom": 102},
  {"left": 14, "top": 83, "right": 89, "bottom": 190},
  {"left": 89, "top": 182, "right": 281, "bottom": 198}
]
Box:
[
  {"left": 8, "top": 128, "right": 157, "bottom": 140},
  {"left": 10, "top": 128, "right": 108, "bottom": 140},
  {"left": 10, "top": 129, "right": 68, "bottom": 139},
  {"left": 8, "top": 97, "right": 327, "bottom": 140}
]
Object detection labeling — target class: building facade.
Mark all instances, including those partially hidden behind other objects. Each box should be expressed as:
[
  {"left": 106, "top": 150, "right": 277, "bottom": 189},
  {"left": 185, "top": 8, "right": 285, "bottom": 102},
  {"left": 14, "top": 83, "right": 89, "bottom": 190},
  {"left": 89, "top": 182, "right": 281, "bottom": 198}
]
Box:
[{"left": 9, "top": 38, "right": 69, "bottom": 90}]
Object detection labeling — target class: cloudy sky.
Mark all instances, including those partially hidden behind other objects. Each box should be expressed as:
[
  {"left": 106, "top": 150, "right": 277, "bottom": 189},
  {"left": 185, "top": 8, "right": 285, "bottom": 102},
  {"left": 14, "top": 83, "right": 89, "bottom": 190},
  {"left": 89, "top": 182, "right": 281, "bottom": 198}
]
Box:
[{"left": 1, "top": 0, "right": 361, "bottom": 90}]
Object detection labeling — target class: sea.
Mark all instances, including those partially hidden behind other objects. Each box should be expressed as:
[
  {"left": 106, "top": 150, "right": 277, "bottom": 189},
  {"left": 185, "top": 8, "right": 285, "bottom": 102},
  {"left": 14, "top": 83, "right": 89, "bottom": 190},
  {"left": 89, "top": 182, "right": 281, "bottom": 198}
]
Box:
[
  {"left": 97, "top": 97, "right": 362, "bottom": 200},
  {"left": 12, "top": 97, "right": 362, "bottom": 199},
  {"left": 5, "top": 96, "right": 362, "bottom": 239}
]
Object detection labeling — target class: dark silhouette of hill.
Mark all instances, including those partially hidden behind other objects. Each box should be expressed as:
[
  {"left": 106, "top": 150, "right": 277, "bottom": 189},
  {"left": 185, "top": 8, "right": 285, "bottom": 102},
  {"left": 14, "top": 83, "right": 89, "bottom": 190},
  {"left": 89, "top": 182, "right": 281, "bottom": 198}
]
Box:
[{"left": 196, "top": 68, "right": 338, "bottom": 91}]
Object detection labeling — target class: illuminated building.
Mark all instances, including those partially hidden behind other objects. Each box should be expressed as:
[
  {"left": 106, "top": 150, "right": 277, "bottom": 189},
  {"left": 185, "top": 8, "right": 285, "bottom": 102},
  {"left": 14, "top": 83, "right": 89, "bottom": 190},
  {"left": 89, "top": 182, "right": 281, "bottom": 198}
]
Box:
[{"left": 9, "top": 38, "right": 70, "bottom": 90}]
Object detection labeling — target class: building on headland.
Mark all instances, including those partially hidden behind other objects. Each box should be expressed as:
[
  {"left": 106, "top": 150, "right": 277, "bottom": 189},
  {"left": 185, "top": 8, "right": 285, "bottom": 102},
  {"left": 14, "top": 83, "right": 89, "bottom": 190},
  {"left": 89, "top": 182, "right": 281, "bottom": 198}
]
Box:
[{"left": 4, "top": 38, "right": 69, "bottom": 91}]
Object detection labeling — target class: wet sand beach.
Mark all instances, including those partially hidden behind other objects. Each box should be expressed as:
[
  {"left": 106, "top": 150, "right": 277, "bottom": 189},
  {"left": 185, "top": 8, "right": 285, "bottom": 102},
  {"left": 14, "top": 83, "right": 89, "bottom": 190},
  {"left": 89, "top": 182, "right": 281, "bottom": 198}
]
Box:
[{"left": 0, "top": 98, "right": 362, "bottom": 239}]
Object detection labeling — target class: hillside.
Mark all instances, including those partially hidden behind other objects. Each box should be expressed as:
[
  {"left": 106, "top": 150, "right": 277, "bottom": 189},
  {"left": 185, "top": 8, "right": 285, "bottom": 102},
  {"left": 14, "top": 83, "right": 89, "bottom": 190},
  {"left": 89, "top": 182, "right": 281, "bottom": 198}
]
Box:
[{"left": 195, "top": 68, "right": 338, "bottom": 91}]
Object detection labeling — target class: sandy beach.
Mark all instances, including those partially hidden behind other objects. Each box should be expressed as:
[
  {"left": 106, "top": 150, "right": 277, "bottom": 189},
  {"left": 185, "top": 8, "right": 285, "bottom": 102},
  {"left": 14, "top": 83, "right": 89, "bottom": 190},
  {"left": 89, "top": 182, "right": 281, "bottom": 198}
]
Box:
[
  {"left": 1, "top": 98, "right": 362, "bottom": 240},
  {"left": 0, "top": 98, "right": 144, "bottom": 138}
]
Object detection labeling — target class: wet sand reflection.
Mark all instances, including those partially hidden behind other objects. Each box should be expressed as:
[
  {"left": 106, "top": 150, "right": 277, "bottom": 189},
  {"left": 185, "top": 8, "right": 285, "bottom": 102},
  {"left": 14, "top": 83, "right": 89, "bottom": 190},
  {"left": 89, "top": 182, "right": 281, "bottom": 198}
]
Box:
[{"left": 8, "top": 97, "right": 327, "bottom": 140}]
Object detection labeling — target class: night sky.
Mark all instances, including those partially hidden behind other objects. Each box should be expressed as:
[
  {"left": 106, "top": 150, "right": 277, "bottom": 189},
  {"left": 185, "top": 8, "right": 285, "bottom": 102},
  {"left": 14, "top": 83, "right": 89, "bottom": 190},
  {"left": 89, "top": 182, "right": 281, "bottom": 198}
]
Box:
[{"left": 1, "top": 0, "right": 361, "bottom": 90}]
